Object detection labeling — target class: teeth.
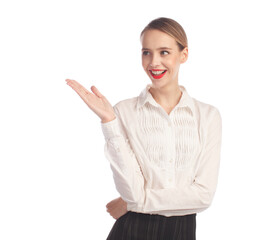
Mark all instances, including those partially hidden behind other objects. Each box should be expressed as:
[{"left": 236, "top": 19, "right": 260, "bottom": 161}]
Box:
[{"left": 151, "top": 70, "right": 166, "bottom": 75}]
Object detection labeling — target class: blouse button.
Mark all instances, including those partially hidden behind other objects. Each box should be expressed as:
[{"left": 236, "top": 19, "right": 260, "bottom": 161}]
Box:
[
  {"left": 168, "top": 122, "right": 171, "bottom": 127},
  {"left": 169, "top": 158, "right": 173, "bottom": 163},
  {"left": 168, "top": 178, "right": 172, "bottom": 182}
]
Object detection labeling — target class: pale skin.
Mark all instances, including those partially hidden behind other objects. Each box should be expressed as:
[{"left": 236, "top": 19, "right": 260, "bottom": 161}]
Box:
[{"left": 65, "top": 29, "right": 188, "bottom": 220}]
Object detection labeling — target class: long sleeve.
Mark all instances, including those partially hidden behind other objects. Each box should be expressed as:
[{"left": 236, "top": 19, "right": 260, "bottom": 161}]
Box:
[
  {"left": 101, "top": 105, "right": 146, "bottom": 211},
  {"left": 141, "top": 108, "right": 222, "bottom": 213}
]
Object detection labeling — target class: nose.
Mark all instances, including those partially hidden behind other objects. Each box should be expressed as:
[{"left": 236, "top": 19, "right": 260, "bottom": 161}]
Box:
[{"left": 149, "top": 54, "right": 161, "bottom": 68}]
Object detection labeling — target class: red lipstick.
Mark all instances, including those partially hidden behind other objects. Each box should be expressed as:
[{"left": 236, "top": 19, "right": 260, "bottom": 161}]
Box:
[{"left": 149, "top": 69, "right": 167, "bottom": 79}]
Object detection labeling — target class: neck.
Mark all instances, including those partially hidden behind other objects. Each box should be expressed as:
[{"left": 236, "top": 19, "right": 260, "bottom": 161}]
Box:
[{"left": 149, "top": 83, "right": 183, "bottom": 108}]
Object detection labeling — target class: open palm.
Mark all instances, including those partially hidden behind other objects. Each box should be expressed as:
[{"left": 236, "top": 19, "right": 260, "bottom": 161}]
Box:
[{"left": 65, "top": 79, "right": 116, "bottom": 123}]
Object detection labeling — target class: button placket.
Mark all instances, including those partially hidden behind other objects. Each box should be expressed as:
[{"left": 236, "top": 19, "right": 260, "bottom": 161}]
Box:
[
  {"left": 166, "top": 117, "right": 176, "bottom": 186},
  {"left": 166, "top": 170, "right": 173, "bottom": 185},
  {"left": 167, "top": 119, "right": 174, "bottom": 166}
]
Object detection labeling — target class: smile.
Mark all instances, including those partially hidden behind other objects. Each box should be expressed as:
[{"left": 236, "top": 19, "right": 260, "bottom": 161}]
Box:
[{"left": 149, "top": 69, "right": 167, "bottom": 79}]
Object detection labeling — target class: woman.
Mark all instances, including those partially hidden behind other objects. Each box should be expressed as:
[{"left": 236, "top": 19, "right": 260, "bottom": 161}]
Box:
[{"left": 66, "top": 17, "right": 222, "bottom": 240}]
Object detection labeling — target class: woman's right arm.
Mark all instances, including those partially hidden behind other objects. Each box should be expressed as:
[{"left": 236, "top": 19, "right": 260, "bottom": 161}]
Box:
[
  {"left": 65, "top": 79, "right": 146, "bottom": 210},
  {"left": 101, "top": 105, "right": 146, "bottom": 211}
]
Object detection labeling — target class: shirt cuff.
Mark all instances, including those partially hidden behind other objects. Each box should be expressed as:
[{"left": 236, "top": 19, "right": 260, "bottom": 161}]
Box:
[{"left": 100, "top": 116, "right": 122, "bottom": 140}]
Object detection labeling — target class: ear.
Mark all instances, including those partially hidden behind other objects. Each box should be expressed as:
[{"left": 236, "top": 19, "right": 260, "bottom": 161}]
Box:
[{"left": 180, "top": 47, "right": 188, "bottom": 63}]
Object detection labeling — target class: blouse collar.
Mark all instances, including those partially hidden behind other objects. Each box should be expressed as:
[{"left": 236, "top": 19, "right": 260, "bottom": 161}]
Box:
[{"left": 137, "top": 83, "right": 195, "bottom": 114}]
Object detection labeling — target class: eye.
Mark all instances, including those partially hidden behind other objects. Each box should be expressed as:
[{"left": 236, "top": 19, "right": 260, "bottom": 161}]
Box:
[
  {"left": 161, "top": 50, "right": 169, "bottom": 55},
  {"left": 142, "top": 51, "right": 149, "bottom": 56}
]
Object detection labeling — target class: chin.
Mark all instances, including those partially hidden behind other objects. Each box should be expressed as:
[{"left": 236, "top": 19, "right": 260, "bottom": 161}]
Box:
[{"left": 151, "top": 79, "right": 168, "bottom": 88}]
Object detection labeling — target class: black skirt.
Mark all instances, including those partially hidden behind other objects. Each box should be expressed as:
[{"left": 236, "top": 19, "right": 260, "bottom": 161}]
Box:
[{"left": 106, "top": 211, "right": 196, "bottom": 240}]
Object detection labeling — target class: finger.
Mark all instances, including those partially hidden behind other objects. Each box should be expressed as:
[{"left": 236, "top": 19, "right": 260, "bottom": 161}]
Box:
[
  {"left": 106, "top": 198, "right": 120, "bottom": 208},
  {"left": 110, "top": 209, "right": 118, "bottom": 218},
  {"left": 106, "top": 201, "right": 112, "bottom": 208},
  {"left": 106, "top": 203, "right": 115, "bottom": 210},
  {"left": 106, "top": 202, "right": 117, "bottom": 210},
  {"left": 66, "top": 79, "right": 90, "bottom": 95},
  {"left": 66, "top": 79, "right": 97, "bottom": 103},
  {"left": 91, "top": 85, "right": 103, "bottom": 98},
  {"left": 106, "top": 196, "right": 120, "bottom": 209}
]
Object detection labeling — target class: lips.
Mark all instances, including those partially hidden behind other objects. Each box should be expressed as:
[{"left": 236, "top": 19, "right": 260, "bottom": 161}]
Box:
[{"left": 149, "top": 69, "right": 167, "bottom": 79}]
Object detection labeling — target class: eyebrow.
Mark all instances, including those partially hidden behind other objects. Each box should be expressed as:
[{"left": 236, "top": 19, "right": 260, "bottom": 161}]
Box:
[{"left": 141, "top": 47, "right": 172, "bottom": 51}]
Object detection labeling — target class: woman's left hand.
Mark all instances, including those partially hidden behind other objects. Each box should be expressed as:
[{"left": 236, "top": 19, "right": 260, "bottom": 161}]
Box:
[{"left": 106, "top": 196, "right": 128, "bottom": 220}]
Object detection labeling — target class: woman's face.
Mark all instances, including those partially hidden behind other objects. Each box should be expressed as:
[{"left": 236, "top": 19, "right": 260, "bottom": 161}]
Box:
[{"left": 140, "top": 29, "right": 188, "bottom": 88}]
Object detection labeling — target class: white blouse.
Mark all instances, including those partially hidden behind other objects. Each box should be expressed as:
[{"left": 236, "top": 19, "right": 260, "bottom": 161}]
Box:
[{"left": 101, "top": 84, "right": 222, "bottom": 217}]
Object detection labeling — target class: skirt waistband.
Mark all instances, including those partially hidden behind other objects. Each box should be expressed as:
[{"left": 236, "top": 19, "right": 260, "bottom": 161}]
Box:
[{"left": 125, "top": 210, "right": 197, "bottom": 219}]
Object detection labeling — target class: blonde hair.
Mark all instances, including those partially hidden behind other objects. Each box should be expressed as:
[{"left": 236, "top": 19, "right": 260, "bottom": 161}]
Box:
[{"left": 140, "top": 17, "right": 188, "bottom": 51}]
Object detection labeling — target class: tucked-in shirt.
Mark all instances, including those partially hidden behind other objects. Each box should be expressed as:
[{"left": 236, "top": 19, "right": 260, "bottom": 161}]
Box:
[{"left": 101, "top": 84, "right": 222, "bottom": 217}]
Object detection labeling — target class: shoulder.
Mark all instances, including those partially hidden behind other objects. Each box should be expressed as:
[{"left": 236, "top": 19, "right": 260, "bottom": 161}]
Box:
[
  {"left": 113, "top": 96, "right": 138, "bottom": 111},
  {"left": 192, "top": 97, "right": 222, "bottom": 124},
  {"left": 112, "top": 96, "right": 138, "bottom": 123},
  {"left": 110, "top": 97, "right": 139, "bottom": 131}
]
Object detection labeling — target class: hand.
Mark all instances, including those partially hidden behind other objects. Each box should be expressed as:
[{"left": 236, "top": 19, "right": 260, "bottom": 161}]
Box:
[
  {"left": 65, "top": 79, "right": 116, "bottom": 123},
  {"left": 106, "top": 197, "right": 128, "bottom": 220}
]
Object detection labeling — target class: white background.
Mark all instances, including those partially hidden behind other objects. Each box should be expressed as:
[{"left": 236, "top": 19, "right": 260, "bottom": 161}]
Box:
[{"left": 1, "top": 0, "right": 279, "bottom": 239}]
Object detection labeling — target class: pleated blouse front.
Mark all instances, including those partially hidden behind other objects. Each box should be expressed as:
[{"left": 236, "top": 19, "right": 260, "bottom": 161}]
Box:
[{"left": 101, "top": 84, "right": 222, "bottom": 217}]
